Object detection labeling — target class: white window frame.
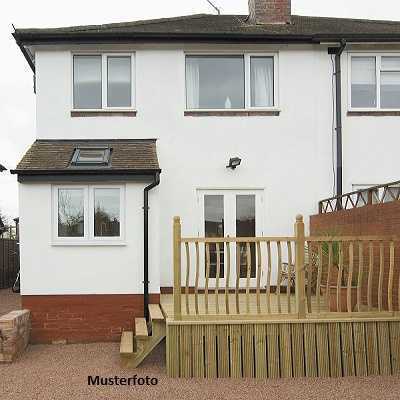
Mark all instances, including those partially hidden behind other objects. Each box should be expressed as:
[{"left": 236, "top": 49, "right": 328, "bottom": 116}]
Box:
[
  {"left": 185, "top": 52, "right": 279, "bottom": 111},
  {"left": 52, "top": 184, "right": 126, "bottom": 246},
  {"left": 348, "top": 52, "right": 400, "bottom": 111},
  {"left": 71, "top": 53, "right": 136, "bottom": 111}
]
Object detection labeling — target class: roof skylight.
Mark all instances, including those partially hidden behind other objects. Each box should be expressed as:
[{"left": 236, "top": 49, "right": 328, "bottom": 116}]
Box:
[{"left": 71, "top": 147, "right": 111, "bottom": 166}]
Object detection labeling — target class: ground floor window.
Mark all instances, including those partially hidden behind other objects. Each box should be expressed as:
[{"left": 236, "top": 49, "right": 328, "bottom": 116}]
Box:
[{"left": 53, "top": 184, "right": 125, "bottom": 244}]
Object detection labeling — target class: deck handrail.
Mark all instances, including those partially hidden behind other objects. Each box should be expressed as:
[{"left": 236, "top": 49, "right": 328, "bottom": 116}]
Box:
[
  {"left": 172, "top": 215, "right": 400, "bottom": 321},
  {"left": 318, "top": 179, "right": 400, "bottom": 214}
]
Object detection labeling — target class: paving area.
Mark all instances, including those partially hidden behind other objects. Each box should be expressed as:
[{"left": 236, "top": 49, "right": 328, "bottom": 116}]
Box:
[
  {"left": 0, "top": 288, "right": 21, "bottom": 316},
  {"left": 1, "top": 340, "right": 400, "bottom": 400}
]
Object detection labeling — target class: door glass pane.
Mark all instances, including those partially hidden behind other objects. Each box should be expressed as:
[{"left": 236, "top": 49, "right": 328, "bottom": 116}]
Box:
[
  {"left": 58, "top": 189, "right": 84, "bottom": 237},
  {"left": 73, "top": 55, "right": 102, "bottom": 109},
  {"left": 236, "top": 195, "right": 256, "bottom": 278},
  {"left": 186, "top": 56, "right": 245, "bottom": 109},
  {"left": 204, "top": 195, "right": 224, "bottom": 278},
  {"left": 351, "top": 57, "right": 376, "bottom": 108},
  {"left": 107, "top": 56, "right": 132, "bottom": 107},
  {"left": 250, "top": 56, "right": 274, "bottom": 107},
  {"left": 94, "top": 188, "right": 120, "bottom": 237}
]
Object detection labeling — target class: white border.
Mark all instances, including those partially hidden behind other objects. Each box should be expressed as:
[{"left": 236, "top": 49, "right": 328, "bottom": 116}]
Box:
[
  {"left": 71, "top": 52, "right": 136, "bottom": 112},
  {"left": 52, "top": 184, "right": 126, "bottom": 246},
  {"left": 184, "top": 52, "right": 279, "bottom": 112},
  {"left": 348, "top": 52, "right": 400, "bottom": 112}
]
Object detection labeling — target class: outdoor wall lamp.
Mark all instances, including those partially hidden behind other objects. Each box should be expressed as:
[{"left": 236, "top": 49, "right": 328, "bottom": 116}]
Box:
[{"left": 226, "top": 157, "right": 242, "bottom": 170}]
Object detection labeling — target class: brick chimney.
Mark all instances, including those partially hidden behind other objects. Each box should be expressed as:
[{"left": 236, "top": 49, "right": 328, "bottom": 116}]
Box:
[{"left": 248, "top": 0, "right": 291, "bottom": 24}]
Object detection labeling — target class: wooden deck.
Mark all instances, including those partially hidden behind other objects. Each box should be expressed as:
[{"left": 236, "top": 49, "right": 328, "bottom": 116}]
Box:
[
  {"left": 159, "top": 215, "right": 400, "bottom": 378},
  {"left": 160, "top": 293, "right": 328, "bottom": 320}
]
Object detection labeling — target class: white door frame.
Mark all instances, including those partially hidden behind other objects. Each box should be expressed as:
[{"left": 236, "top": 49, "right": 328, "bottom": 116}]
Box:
[{"left": 196, "top": 189, "right": 265, "bottom": 288}]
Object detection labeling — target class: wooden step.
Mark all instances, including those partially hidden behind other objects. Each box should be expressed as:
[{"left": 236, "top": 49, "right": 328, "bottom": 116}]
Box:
[
  {"left": 135, "top": 318, "right": 149, "bottom": 339},
  {"left": 120, "top": 331, "right": 134, "bottom": 354},
  {"left": 149, "top": 304, "right": 164, "bottom": 321}
]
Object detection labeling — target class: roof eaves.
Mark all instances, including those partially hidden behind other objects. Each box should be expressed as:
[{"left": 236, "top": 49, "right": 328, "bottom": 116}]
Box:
[{"left": 10, "top": 168, "right": 161, "bottom": 175}]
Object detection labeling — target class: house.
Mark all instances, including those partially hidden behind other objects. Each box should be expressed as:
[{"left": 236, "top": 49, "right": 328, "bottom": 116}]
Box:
[{"left": 10, "top": 0, "right": 400, "bottom": 370}]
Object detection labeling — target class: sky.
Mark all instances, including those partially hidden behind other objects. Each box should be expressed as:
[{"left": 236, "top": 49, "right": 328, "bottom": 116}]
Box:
[{"left": 1, "top": 0, "right": 400, "bottom": 220}]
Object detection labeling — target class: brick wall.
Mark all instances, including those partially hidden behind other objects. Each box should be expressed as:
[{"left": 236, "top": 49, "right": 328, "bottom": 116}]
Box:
[
  {"left": 0, "top": 310, "right": 30, "bottom": 363},
  {"left": 248, "top": 0, "right": 291, "bottom": 24},
  {"left": 22, "top": 294, "right": 160, "bottom": 344},
  {"left": 310, "top": 201, "right": 400, "bottom": 310}
]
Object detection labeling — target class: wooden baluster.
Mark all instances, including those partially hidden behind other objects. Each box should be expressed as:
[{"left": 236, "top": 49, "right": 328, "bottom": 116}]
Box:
[
  {"left": 173, "top": 217, "right": 182, "bottom": 320},
  {"left": 317, "top": 243, "right": 323, "bottom": 314},
  {"left": 306, "top": 241, "right": 312, "bottom": 313},
  {"left": 357, "top": 241, "right": 363, "bottom": 312},
  {"left": 388, "top": 241, "right": 395, "bottom": 312},
  {"left": 205, "top": 242, "right": 210, "bottom": 315},
  {"left": 246, "top": 242, "right": 251, "bottom": 314},
  {"left": 277, "top": 241, "right": 282, "bottom": 314},
  {"left": 235, "top": 243, "right": 240, "bottom": 314},
  {"left": 378, "top": 241, "right": 384, "bottom": 312},
  {"left": 185, "top": 242, "right": 190, "bottom": 315},
  {"left": 367, "top": 242, "right": 373, "bottom": 311},
  {"left": 287, "top": 241, "right": 293, "bottom": 314},
  {"left": 337, "top": 242, "right": 343, "bottom": 312},
  {"left": 215, "top": 242, "right": 221, "bottom": 314},
  {"left": 195, "top": 242, "right": 199, "bottom": 315},
  {"left": 256, "top": 241, "right": 262, "bottom": 314},
  {"left": 266, "top": 241, "right": 272, "bottom": 314},
  {"left": 294, "top": 215, "right": 306, "bottom": 318},
  {"left": 347, "top": 242, "right": 354, "bottom": 313},
  {"left": 225, "top": 241, "right": 231, "bottom": 315},
  {"left": 326, "top": 243, "right": 333, "bottom": 309}
]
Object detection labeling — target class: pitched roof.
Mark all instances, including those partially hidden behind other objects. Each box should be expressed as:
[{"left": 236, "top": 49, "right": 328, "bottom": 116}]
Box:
[
  {"left": 13, "top": 14, "right": 400, "bottom": 43},
  {"left": 11, "top": 139, "right": 160, "bottom": 175}
]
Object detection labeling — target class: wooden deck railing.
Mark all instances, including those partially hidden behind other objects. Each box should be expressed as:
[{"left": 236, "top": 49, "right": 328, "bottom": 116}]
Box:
[
  {"left": 318, "top": 179, "right": 400, "bottom": 214},
  {"left": 172, "top": 215, "right": 400, "bottom": 321}
]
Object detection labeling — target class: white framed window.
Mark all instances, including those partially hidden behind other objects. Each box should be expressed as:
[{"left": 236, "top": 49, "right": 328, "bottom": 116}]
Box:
[
  {"left": 52, "top": 184, "right": 125, "bottom": 245},
  {"left": 349, "top": 53, "right": 400, "bottom": 110},
  {"left": 72, "top": 53, "right": 135, "bottom": 110},
  {"left": 185, "top": 53, "right": 278, "bottom": 110}
]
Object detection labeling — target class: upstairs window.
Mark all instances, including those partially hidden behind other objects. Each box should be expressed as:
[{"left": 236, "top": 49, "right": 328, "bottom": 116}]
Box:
[
  {"left": 350, "top": 54, "right": 400, "bottom": 110},
  {"left": 73, "top": 54, "right": 134, "bottom": 110},
  {"left": 185, "top": 54, "right": 277, "bottom": 110}
]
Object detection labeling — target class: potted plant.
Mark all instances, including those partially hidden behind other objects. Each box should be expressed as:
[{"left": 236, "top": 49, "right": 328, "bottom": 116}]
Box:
[{"left": 317, "top": 232, "right": 359, "bottom": 312}]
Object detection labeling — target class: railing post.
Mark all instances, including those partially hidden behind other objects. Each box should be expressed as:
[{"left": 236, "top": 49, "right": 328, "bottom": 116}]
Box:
[
  {"left": 367, "top": 189, "right": 373, "bottom": 205},
  {"left": 295, "top": 215, "right": 306, "bottom": 319},
  {"left": 173, "top": 216, "right": 182, "bottom": 320},
  {"left": 318, "top": 201, "right": 323, "bottom": 214}
]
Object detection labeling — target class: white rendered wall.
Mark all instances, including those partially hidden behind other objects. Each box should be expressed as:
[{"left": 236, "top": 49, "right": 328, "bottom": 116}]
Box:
[
  {"left": 19, "top": 182, "right": 160, "bottom": 295},
  {"left": 28, "top": 44, "right": 341, "bottom": 289},
  {"left": 341, "top": 47, "right": 400, "bottom": 191}
]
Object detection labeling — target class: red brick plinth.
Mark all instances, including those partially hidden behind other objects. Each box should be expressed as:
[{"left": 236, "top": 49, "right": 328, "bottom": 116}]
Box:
[{"left": 21, "top": 294, "right": 160, "bottom": 344}]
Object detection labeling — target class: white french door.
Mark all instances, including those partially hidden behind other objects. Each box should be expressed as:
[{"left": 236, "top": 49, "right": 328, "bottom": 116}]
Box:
[{"left": 197, "top": 189, "right": 264, "bottom": 288}]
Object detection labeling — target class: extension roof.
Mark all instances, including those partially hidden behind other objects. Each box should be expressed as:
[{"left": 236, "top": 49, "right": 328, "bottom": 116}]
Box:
[{"left": 11, "top": 139, "right": 160, "bottom": 176}]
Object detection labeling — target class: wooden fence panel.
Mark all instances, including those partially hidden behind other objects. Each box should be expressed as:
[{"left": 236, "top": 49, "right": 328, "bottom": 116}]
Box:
[{"left": 0, "top": 238, "right": 19, "bottom": 289}]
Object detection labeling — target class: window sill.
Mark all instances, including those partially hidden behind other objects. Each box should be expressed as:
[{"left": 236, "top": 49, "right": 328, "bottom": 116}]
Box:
[
  {"left": 51, "top": 241, "right": 127, "bottom": 247},
  {"left": 71, "top": 110, "right": 137, "bottom": 117},
  {"left": 347, "top": 110, "right": 400, "bottom": 117},
  {"left": 184, "top": 110, "right": 280, "bottom": 117}
]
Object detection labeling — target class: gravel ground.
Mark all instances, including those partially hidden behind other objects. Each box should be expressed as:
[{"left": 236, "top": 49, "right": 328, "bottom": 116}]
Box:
[
  {"left": 0, "top": 288, "right": 21, "bottom": 316},
  {"left": 1, "top": 290, "right": 399, "bottom": 399},
  {"left": 1, "top": 341, "right": 400, "bottom": 400}
]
